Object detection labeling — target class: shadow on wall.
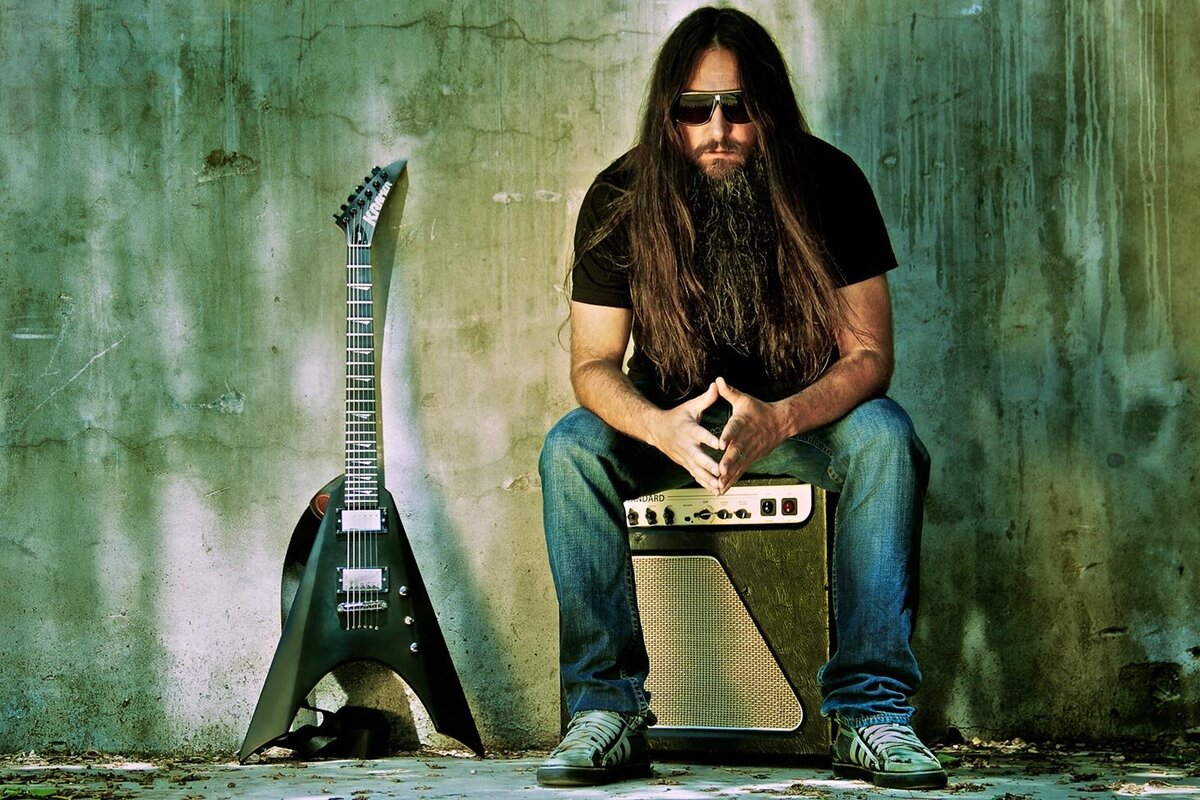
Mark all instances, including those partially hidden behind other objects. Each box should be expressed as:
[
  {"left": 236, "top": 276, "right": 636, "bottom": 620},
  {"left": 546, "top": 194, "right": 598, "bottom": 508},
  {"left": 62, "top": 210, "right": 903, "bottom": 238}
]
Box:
[
  {"left": 906, "top": 0, "right": 1190, "bottom": 742},
  {"left": 810, "top": 0, "right": 1200, "bottom": 743}
]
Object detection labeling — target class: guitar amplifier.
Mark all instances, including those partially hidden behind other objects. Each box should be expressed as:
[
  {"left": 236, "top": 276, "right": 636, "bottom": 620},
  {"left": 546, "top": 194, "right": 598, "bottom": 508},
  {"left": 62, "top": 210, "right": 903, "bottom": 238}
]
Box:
[{"left": 625, "top": 479, "right": 833, "bottom": 758}]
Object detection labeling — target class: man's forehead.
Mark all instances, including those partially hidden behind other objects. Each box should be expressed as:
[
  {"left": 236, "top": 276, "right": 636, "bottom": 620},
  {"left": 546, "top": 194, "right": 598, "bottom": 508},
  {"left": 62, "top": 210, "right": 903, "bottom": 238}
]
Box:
[{"left": 684, "top": 47, "right": 742, "bottom": 91}]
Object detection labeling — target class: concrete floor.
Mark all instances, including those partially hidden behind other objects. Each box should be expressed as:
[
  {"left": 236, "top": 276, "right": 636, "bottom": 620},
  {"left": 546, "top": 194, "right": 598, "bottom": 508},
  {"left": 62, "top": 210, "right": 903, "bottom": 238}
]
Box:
[{"left": 2, "top": 740, "right": 1199, "bottom": 800}]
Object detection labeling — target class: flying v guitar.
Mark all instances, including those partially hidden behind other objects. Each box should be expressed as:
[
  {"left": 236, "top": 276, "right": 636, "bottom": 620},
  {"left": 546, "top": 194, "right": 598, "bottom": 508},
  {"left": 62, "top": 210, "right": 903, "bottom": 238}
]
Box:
[{"left": 239, "top": 160, "right": 484, "bottom": 761}]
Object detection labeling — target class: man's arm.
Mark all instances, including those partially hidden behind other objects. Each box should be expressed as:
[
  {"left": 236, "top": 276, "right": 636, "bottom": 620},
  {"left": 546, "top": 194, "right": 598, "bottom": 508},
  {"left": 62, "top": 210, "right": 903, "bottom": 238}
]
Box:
[
  {"left": 715, "top": 273, "right": 894, "bottom": 492},
  {"left": 570, "top": 301, "right": 724, "bottom": 492}
]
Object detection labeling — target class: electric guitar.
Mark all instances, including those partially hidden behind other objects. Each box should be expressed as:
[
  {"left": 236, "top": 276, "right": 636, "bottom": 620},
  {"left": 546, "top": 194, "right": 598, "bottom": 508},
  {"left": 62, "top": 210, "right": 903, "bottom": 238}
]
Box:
[{"left": 239, "top": 160, "right": 484, "bottom": 761}]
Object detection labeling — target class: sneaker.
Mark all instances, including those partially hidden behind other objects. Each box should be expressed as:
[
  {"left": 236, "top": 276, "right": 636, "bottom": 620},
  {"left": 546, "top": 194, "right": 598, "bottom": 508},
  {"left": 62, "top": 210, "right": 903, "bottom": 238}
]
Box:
[
  {"left": 831, "top": 722, "right": 948, "bottom": 789},
  {"left": 536, "top": 709, "right": 655, "bottom": 787}
]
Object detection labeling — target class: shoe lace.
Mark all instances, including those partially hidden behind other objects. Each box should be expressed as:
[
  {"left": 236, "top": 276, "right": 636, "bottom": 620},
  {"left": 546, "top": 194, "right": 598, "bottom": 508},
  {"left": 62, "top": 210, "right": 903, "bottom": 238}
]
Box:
[
  {"left": 551, "top": 711, "right": 628, "bottom": 756},
  {"left": 860, "top": 724, "right": 936, "bottom": 764}
]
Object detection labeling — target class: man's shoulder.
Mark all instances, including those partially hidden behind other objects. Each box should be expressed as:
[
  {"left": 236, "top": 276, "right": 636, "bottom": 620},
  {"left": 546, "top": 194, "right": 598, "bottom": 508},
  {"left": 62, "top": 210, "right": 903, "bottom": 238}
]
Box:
[
  {"left": 589, "top": 150, "right": 636, "bottom": 194},
  {"left": 577, "top": 150, "right": 636, "bottom": 229},
  {"left": 797, "top": 133, "right": 869, "bottom": 182}
]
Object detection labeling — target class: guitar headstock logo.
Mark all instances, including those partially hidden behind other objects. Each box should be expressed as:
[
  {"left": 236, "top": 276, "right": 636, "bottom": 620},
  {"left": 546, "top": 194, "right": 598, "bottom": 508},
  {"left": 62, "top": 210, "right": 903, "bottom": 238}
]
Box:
[{"left": 362, "top": 179, "right": 393, "bottom": 226}]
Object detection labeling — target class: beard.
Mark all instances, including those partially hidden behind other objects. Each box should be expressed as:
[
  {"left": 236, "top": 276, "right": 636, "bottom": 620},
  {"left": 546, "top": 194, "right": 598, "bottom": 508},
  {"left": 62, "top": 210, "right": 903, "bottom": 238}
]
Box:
[{"left": 687, "top": 151, "right": 777, "bottom": 356}]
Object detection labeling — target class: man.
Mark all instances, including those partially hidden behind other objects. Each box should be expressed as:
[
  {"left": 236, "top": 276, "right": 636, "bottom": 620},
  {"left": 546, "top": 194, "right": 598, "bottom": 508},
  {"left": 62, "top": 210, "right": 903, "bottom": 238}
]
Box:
[{"left": 537, "top": 6, "right": 945, "bottom": 791}]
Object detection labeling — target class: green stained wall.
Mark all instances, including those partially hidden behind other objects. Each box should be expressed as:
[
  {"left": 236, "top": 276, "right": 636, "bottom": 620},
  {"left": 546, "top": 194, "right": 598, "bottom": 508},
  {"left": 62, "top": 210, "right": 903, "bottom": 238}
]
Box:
[{"left": 0, "top": 1, "right": 1195, "bottom": 753}]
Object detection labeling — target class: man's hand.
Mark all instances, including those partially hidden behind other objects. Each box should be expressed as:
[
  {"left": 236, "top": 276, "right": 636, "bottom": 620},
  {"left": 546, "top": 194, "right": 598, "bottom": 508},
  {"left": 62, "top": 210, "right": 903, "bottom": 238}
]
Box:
[
  {"left": 715, "top": 376, "right": 789, "bottom": 494},
  {"left": 645, "top": 381, "right": 724, "bottom": 493}
]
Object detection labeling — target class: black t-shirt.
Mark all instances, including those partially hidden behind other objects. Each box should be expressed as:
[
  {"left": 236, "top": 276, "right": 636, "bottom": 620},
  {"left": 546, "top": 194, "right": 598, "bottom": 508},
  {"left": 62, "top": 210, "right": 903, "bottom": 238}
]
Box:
[{"left": 571, "top": 133, "right": 897, "bottom": 405}]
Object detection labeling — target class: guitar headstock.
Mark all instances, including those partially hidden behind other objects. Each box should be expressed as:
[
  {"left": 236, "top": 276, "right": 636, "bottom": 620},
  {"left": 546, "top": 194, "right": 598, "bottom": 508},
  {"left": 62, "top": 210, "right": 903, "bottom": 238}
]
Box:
[{"left": 333, "top": 158, "right": 408, "bottom": 246}]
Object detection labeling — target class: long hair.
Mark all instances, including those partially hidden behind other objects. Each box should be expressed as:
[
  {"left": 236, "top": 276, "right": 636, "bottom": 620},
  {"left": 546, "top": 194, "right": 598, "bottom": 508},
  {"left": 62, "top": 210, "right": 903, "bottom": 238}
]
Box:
[{"left": 590, "top": 7, "right": 845, "bottom": 394}]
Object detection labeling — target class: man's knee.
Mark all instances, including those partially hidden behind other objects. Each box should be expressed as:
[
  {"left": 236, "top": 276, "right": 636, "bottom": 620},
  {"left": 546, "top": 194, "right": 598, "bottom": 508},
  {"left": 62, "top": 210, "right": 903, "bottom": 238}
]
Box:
[
  {"left": 539, "top": 407, "right": 614, "bottom": 481},
  {"left": 843, "top": 398, "right": 930, "bottom": 473}
]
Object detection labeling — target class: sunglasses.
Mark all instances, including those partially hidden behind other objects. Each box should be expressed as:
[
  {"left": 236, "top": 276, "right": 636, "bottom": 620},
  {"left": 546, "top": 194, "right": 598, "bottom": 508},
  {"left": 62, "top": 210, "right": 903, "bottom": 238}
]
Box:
[{"left": 672, "top": 90, "right": 753, "bottom": 126}]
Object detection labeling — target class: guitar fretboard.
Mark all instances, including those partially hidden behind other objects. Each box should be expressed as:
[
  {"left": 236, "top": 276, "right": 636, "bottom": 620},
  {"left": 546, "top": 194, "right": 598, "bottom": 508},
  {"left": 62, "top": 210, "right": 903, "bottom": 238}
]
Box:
[{"left": 345, "top": 242, "right": 378, "bottom": 509}]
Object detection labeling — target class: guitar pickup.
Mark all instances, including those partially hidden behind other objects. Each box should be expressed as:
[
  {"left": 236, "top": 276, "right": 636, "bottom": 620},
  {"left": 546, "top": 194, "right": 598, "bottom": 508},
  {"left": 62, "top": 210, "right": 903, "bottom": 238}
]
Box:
[
  {"left": 338, "top": 567, "right": 389, "bottom": 594},
  {"left": 339, "top": 508, "right": 384, "bottom": 532}
]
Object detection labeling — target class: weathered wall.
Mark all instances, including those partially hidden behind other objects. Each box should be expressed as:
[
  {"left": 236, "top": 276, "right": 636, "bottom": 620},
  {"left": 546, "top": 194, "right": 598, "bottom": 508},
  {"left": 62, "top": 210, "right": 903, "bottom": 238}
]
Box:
[{"left": 0, "top": 0, "right": 1195, "bottom": 754}]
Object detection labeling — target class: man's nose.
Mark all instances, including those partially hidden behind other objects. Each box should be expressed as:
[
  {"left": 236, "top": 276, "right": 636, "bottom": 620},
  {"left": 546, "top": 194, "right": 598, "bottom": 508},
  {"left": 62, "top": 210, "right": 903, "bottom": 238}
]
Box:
[{"left": 706, "top": 104, "right": 729, "bottom": 139}]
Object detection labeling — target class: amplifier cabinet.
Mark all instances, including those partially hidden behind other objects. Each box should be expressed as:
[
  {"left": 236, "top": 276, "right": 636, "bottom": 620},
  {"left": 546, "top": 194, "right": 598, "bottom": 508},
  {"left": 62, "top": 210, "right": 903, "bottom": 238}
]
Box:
[{"left": 626, "top": 480, "right": 832, "bottom": 758}]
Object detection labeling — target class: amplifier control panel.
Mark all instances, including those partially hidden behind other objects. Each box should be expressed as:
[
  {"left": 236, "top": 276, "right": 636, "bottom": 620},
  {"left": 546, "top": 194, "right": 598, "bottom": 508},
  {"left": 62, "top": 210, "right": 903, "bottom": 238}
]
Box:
[{"left": 624, "top": 483, "right": 813, "bottom": 528}]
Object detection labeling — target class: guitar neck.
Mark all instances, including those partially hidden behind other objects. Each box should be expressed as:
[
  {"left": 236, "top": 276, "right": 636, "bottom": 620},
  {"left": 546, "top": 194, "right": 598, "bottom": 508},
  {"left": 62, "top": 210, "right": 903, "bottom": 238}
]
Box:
[{"left": 344, "top": 242, "right": 379, "bottom": 509}]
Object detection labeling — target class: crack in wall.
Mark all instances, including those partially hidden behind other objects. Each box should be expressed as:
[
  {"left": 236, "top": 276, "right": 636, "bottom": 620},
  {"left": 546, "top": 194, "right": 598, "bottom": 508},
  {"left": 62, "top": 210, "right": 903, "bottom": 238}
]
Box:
[{"left": 16, "top": 334, "right": 127, "bottom": 431}]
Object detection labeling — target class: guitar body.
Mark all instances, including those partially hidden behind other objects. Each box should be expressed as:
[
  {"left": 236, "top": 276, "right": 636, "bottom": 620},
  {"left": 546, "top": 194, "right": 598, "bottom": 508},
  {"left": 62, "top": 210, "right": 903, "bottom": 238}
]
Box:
[
  {"left": 239, "top": 159, "right": 482, "bottom": 762},
  {"left": 239, "top": 477, "right": 484, "bottom": 761}
]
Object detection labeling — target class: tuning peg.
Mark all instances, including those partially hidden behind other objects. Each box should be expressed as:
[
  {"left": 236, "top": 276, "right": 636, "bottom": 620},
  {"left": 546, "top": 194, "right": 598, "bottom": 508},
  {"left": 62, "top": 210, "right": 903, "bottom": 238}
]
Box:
[
  {"left": 372, "top": 180, "right": 381, "bottom": 189},
  {"left": 380, "top": 171, "right": 389, "bottom": 180},
  {"left": 363, "top": 175, "right": 372, "bottom": 183},
  {"left": 340, "top": 203, "right": 348, "bottom": 211},
  {"left": 355, "top": 184, "right": 364, "bottom": 193},
  {"left": 371, "top": 166, "right": 381, "bottom": 174},
  {"left": 364, "top": 189, "right": 374, "bottom": 198},
  {"left": 356, "top": 198, "right": 366, "bottom": 206},
  {"left": 347, "top": 194, "right": 356, "bottom": 203}
]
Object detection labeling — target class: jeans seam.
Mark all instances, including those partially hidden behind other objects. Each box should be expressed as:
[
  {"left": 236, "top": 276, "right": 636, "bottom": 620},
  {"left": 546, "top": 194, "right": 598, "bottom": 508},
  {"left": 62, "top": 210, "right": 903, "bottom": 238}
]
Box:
[{"left": 620, "top": 547, "right": 649, "bottom": 712}]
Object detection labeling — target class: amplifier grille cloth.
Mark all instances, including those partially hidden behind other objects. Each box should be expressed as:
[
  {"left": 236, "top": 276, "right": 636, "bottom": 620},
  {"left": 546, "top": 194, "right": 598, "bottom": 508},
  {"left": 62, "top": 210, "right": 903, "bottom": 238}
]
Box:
[{"left": 632, "top": 554, "right": 802, "bottom": 731}]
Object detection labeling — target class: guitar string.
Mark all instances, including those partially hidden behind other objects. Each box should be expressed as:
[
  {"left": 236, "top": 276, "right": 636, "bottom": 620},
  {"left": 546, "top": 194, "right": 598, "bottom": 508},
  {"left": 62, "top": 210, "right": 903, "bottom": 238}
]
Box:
[
  {"left": 364, "top": 232, "right": 376, "bottom": 630},
  {"left": 361, "top": 230, "right": 374, "bottom": 630},
  {"left": 346, "top": 220, "right": 355, "bottom": 630},
  {"left": 348, "top": 223, "right": 379, "bottom": 630}
]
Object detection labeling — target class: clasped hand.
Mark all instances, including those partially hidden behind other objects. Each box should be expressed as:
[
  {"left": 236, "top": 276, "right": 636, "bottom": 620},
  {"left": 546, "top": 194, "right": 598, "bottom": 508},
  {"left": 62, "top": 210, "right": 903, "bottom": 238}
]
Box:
[{"left": 647, "top": 376, "right": 788, "bottom": 495}]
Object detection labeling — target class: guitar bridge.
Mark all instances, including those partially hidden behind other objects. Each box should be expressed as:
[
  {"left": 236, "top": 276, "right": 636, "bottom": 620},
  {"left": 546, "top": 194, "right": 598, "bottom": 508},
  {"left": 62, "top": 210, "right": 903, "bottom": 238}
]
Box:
[{"left": 337, "top": 599, "right": 389, "bottom": 614}]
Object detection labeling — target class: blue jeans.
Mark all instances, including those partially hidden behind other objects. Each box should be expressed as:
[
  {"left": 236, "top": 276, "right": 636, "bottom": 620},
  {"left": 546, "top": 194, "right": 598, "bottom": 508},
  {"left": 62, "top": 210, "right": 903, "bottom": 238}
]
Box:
[{"left": 539, "top": 396, "right": 930, "bottom": 729}]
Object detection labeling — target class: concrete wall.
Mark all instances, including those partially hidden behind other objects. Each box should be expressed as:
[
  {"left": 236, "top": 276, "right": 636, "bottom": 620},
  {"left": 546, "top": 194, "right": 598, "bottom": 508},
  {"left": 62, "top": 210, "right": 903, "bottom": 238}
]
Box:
[{"left": 0, "top": 0, "right": 1195, "bottom": 754}]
